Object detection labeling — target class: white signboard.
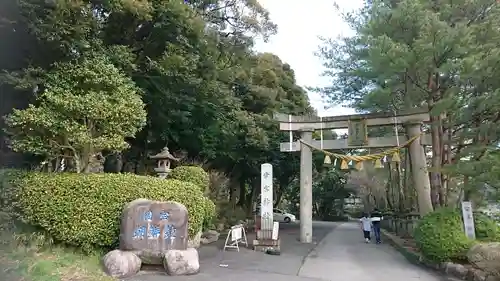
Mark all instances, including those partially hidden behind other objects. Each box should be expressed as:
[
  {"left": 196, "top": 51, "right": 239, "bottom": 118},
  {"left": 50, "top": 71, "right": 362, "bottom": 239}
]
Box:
[
  {"left": 272, "top": 221, "right": 280, "bottom": 240},
  {"left": 261, "top": 163, "right": 273, "bottom": 231},
  {"left": 231, "top": 227, "right": 242, "bottom": 241},
  {"left": 461, "top": 201, "right": 476, "bottom": 239},
  {"left": 223, "top": 224, "right": 248, "bottom": 252}
]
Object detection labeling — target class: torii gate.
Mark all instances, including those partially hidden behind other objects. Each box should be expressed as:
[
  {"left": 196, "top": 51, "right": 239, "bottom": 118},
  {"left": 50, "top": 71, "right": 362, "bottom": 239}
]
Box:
[{"left": 274, "top": 108, "right": 433, "bottom": 243}]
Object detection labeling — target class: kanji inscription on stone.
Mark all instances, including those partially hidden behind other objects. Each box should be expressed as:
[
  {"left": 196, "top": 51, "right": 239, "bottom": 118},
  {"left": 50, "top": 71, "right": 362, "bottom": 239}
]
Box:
[
  {"left": 260, "top": 163, "right": 273, "bottom": 231},
  {"left": 120, "top": 199, "right": 188, "bottom": 253},
  {"left": 262, "top": 198, "right": 271, "bottom": 206}
]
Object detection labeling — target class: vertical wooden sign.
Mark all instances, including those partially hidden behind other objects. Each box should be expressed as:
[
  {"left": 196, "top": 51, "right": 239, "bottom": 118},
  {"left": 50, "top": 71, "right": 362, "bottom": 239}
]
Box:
[{"left": 348, "top": 119, "right": 368, "bottom": 146}]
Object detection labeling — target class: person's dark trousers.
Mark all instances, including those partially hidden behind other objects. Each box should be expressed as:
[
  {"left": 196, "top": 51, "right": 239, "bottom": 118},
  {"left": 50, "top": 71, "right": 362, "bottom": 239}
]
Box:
[
  {"left": 363, "top": 230, "right": 370, "bottom": 240},
  {"left": 372, "top": 222, "right": 381, "bottom": 243}
]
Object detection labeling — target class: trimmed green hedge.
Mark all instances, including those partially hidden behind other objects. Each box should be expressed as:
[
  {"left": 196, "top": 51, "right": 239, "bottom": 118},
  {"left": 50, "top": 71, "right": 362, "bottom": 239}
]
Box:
[
  {"left": 414, "top": 208, "right": 473, "bottom": 262},
  {"left": 0, "top": 169, "right": 27, "bottom": 230},
  {"left": 170, "top": 166, "right": 209, "bottom": 193},
  {"left": 11, "top": 172, "right": 213, "bottom": 250},
  {"left": 414, "top": 208, "right": 500, "bottom": 262},
  {"left": 169, "top": 166, "right": 216, "bottom": 230}
]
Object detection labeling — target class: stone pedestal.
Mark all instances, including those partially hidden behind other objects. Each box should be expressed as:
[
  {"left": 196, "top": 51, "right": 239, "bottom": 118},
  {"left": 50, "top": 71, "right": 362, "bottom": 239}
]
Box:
[
  {"left": 102, "top": 250, "right": 141, "bottom": 279},
  {"left": 256, "top": 229, "right": 273, "bottom": 240},
  {"left": 253, "top": 238, "right": 280, "bottom": 252},
  {"left": 163, "top": 248, "right": 200, "bottom": 276}
]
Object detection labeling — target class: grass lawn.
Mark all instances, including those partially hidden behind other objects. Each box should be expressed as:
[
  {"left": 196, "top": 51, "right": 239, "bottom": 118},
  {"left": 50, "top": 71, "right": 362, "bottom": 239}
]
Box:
[
  {"left": 0, "top": 244, "right": 114, "bottom": 281},
  {"left": 0, "top": 173, "right": 114, "bottom": 280},
  {"left": 0, "top": 220, "right": 113, "bottom": 281}
]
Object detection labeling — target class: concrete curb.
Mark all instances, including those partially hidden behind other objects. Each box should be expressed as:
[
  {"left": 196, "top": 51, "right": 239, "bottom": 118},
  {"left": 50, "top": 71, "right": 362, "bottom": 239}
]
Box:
[{"left": 381, "top": 229, "right": 489, "bottom": 281}]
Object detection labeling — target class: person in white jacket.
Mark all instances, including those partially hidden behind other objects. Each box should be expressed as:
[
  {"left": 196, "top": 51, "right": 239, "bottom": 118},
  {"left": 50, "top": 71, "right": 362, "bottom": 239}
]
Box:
[{"left": 359, "top": 212, "right": 372, "bottom": 243}]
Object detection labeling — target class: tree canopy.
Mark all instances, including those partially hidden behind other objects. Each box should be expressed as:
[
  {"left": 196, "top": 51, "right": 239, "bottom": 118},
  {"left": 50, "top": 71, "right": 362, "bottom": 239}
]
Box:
[
  {"left": 0, "top": 0, "right": 314, "bottom": 213},
  {"left": 316, "top": 0, "right": 500, "bottom": 208}
]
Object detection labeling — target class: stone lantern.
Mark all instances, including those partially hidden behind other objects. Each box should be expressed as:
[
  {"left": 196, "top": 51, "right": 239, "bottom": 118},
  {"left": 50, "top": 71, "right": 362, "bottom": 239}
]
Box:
[{"left": 150, "top": 146, "right": 179, "bottom": 179}]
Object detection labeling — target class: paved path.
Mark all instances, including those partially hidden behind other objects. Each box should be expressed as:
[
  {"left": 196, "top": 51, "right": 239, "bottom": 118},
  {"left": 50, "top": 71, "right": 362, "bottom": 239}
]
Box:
[
  {"left": 298, "top": 222, "right": 446, "bottom": 281},
  {"left": 128, "top": 222, "right": 450, "bottom": 281}
]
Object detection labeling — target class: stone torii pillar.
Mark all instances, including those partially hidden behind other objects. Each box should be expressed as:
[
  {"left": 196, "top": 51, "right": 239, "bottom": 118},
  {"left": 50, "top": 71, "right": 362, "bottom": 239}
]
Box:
[
  {"left": 274, "top": 108, "right": 432, "bottom": 243},
  {"left": 405, "top": 122, "right": 433, "bottom": 215},
  {"left": 299, "top": 128, "right": 314, "bottom": 243}
]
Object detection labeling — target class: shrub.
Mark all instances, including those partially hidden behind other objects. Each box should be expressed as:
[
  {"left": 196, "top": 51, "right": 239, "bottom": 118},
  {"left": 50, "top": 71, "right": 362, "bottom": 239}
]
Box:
[
  {"left": 414, "top": 208, "right": 473, "bottom": 262},
  {"left": 207, "top": 170, "right": 229, "bottom": 200},
  {"left": 216, "top": 202, "right": 248, "bottom": 227},
  {"left": 170, "top": 165, "right": 209, "bottom": 193},
  {"left": 15, "top": 172, "right": 210, "bottom": 250},
  {"left": 169, "top": 166, "right": 216, "bottom": 231},
  {"left": 0, "top": 169, "right": 28, "bottom": 229},
  {"left": 202, "top": 197, "right": 216, "bottom": 230},
  {"left": 474, "top": 212, "right": 500, "bottom": 242}
]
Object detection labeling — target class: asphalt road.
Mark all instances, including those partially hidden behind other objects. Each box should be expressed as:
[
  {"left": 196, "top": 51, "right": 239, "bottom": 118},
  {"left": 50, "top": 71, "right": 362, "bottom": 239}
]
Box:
[{"left": 127, "top": 221, "right": 455, "bottom": 281}]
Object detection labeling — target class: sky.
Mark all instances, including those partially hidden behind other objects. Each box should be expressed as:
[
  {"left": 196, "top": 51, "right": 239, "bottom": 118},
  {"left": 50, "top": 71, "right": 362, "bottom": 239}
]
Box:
[{"left": 253, "top": 0, "right": 364, "bottom": 117}]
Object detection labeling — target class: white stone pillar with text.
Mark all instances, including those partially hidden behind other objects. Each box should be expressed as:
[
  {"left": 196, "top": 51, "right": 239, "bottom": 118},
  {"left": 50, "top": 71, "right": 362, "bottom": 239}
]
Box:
[{"left": 260, "top": 163, "right": 273, "bottom": 239}]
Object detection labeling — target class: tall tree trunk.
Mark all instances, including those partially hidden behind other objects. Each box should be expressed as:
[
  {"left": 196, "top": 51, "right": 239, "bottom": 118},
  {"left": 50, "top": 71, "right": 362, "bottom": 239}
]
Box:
[
  {"left": 463, "top": 176, "right": 471, "bottom": 201},
  {"left": 428, "top": 73, "right": 444, "bottom": 208},
  {"left": 429, "top": 113, "right": 443, "bottom": 208},
  {"left": 237, "top": 178, "right": 246, "bottom": 206},
  {"left": 74, "top": 154, "right": 81, "bottom": 173},
  {"left": 104, "top": 152, "right": 123, "bottom": 173},
  {"left": 403, "top": 149, "right": 413, "bottom": 210},
  {"left": 313, "top": 203, "right": 319, "bottom": 218},
  {"left": 274, "top": 177, "right": 289, "bottom": 207},
  {"left": 386, "top": 164, "right": 394, "bottom": 210},
  {"left": 441, "top": 122, "right": 452, "bottom": 206},
  {"left": 395, "top": 161, "right": 404, "bottom": 212},
  {"left": 388, "top": 162, "right": 399, "bottom": 211},
  {"left": 403, "top": 150, "right": 410, "bottom": 205},
  {"left": 245, "top": 178, "right": 258, "bottom": 216},
  {"left": 274, "top": 187, "right": 284, "bottom": 208},
  {"left": 229, "top": 178, "right": 238, "bottom": 208}
]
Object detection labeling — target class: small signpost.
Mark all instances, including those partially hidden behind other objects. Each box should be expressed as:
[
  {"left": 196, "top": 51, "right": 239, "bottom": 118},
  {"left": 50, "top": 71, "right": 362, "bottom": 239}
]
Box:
[
  {"left": 272, "top": 221, "right": 279, "bottom": 240},
  {"left": 461, "top": 201, "right": 476, "bottom": 239},
  {"left": 348, "top": 119, "right": 368, "bottom": 146},
  {"left": 223, "top": 224, "right": 248, "bottom": 252}
]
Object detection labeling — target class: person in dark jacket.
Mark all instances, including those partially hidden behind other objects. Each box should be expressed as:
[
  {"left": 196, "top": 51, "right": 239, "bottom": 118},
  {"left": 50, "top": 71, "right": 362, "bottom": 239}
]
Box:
[{"left": 370, "top": 208, "right": 383, "bottom": 244}]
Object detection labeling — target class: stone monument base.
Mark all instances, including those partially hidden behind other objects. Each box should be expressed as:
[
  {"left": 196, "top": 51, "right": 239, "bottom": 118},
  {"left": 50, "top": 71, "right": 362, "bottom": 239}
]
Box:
[
  {"left": 163, "top": 248, "right": 200, "bottom": 276},
  {"left": 253, "top": 238, "right": 280, "bottom": 252},
  {"left": 102, "top": 249, "right": 141, "bottom": 279},
  {"left": 103, "top": 248, "right": 200, "bottom": 278}
]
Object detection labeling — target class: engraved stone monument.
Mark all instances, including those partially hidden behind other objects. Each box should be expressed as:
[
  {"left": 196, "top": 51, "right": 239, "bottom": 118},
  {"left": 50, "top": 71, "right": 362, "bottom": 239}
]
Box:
[
  {"left": 120, "top": 199, "right": 189, "bottom": 264},
  {"left": 103, "top": 199, "right": 200, "bottom": 278}
]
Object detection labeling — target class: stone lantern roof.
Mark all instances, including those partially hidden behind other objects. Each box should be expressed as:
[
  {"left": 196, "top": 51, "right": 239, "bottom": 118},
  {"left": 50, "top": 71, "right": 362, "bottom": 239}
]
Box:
[{"left": 150, "top": 146, "right": 179, "bottom": 161}]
